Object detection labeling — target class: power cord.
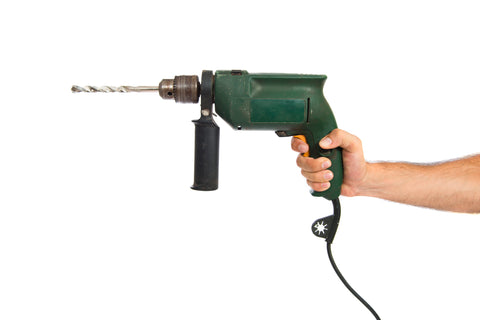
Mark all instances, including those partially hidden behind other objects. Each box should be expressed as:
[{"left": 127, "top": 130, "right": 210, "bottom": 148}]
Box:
[
  {"left": 327, "top": 242, "right": 381, "bottom": 319},
  {"left": 312, "top": 199, "right": 381, "bottom": 319}
]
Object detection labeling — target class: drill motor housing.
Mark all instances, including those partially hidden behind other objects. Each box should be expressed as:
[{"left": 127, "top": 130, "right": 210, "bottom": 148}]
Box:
[{"left": 192, "top": 70, "right": 343, "bottom": 200}]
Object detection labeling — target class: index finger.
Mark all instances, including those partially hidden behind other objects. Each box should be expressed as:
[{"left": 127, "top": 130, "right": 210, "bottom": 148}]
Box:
[{"left": 291, "top": 137, "right": 309, "bottom": 153}]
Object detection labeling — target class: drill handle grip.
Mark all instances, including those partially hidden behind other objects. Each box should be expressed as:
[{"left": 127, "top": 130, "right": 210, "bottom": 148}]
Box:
[
  {"left": 294, "top": 133, "right": 343, "bottom": 200},
  {"left": 311, "top": 146, "right": 343, "bottom": 199}
]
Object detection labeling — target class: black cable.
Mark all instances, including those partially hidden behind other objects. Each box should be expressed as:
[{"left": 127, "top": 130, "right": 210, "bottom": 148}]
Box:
[
  {"left": 327, "top": 199, "right": 381, "bottom": 320},
  {"left": 327, "top": 242, "right": 381, "bottom": 319}
]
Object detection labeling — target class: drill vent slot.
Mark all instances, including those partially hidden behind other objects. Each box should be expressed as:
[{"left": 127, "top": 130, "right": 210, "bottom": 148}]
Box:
[{"left": 307, "top": 97, "right": 311, "bottom": 123}]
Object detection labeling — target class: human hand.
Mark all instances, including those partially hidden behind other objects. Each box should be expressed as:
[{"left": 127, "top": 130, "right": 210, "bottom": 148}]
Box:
[{"left": 291, "top": 129, "right": 368, "bottom": 197}]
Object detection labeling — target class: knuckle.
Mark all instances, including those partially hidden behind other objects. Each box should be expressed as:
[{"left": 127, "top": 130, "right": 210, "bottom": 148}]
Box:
[
  {"left": 302, "top": 157, "right": 327, "bottom": 172},
  {"left": 330, "top": 128, "right": 343, "bottom": 141},
  {"left": 309, "top": 181, "right": 330, "bottom": 192},
  {"left": 315, "top": 171, "right": 327, "bottom": 182},
  {"left": 296, "top": 155, "right": 304, "bottom": 167},
  {"left": 299, "top": 157, "right": 313, "bottom": 171},
  {"left": 352, "top": 134, "right": 362, "bottom": 146},
  {"left": 300, "top": 169, "right": 309, "bottom": 179},
  {"left": 330, "top": 128, "right": 340, "bottom": 137},
  {"left": 308, "top": 170, "right": 333, "bottom": 183}
]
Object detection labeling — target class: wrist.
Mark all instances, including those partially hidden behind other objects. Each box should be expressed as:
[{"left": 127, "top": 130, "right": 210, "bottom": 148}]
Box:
[{"left": 355, "top": 162, "right": 383, "bottom": 197}]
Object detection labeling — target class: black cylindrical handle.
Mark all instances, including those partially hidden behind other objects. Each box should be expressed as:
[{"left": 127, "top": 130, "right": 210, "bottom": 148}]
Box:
[{"left": 191, "top": 116, "right": 220, "bottom": 191}]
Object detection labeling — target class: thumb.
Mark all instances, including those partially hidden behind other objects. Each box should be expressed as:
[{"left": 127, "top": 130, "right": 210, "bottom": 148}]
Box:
[
  {"left": 319, "top": 135, "right": 334, "bottom": 149},
  {"left": 319, "top": 129, "right": 362, "bottom": 154}
]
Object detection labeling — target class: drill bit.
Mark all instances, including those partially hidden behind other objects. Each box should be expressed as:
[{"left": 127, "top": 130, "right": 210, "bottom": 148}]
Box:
[
  {"left": 71, "top": 85, "right": 158, "bottom": 93},
  {"left": 72, "top": 75, "right": 200, "bottom": 103}
]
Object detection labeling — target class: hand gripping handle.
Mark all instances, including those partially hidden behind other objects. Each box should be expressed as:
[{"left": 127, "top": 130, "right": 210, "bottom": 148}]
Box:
[{"left": 295, "top": 134, "right": 343, "bottom": 200}]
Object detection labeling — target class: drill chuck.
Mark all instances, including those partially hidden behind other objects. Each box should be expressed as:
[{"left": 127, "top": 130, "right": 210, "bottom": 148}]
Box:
[{"left": 159, "top": 75, "right": 200, "bottom": 103}]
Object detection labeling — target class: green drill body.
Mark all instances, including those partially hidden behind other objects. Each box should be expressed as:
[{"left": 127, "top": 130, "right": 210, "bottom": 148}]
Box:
[{"left": 214, "top": 70, "right": 343, "bottom": 200}]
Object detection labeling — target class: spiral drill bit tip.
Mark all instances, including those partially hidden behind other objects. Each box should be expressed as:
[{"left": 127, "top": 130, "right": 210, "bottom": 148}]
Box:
[{"left": 71, "top": 85, "right": 159, "bottom": 93}]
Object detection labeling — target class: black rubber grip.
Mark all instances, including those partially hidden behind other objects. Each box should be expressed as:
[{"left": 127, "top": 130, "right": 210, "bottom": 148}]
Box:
[{"left": 191, "top": 116, "right": 220, "bottom": 191}]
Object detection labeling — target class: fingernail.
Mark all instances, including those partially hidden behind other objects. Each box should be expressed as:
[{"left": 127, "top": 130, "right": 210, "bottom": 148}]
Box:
[
  {"left": 322, "top": 160, "right": 331, "bottom": 169},
  {"left": 298, "top": 144, "right": 308, "bottom": 153},
  {"left": 324, "top": 171, "right": 333, "bottom": 180},
  {"left": 320, "top": 182, "right": 330, "bottom": 190},
  {"left": 320, "top": 137, "right": 332, "bottom": 148}
]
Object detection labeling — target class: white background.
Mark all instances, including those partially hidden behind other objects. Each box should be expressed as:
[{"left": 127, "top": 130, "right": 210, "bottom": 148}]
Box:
[{"left": 1, "top": 1, "right": 479, "bottom": 319}]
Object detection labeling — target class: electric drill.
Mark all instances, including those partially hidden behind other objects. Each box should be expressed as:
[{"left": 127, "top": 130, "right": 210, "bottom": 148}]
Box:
[
  {"left": 72, "top": 70, "right": 381, "bottom": 319},
  {"left": 73, "top": 70, "right": 343, "bottom": 200}
]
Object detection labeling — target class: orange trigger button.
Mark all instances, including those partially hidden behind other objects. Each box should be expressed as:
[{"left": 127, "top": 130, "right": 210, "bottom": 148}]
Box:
[{"left": 294, "top": 135, "right": 310, "bottom": 157}]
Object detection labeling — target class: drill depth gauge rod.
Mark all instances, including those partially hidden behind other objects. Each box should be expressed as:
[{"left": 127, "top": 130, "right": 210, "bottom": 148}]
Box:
[{"left": 72, "top": 70, "right": 381, "bottom": 319}]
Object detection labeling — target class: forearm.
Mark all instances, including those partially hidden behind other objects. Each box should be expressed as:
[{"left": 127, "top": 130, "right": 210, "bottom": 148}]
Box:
[{"left": 357, "top": 155, "right": 480, "bottom": 213}]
